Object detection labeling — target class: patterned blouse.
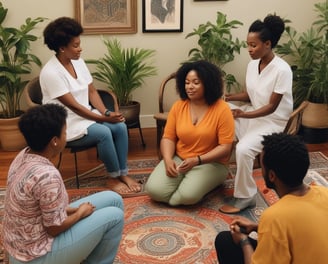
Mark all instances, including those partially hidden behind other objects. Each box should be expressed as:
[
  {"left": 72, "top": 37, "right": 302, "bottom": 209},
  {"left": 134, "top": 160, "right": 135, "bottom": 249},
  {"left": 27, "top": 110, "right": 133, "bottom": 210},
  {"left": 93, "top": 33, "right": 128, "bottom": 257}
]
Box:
[{"left": 1, "top": 148, "right": 68, "bottom": 261}]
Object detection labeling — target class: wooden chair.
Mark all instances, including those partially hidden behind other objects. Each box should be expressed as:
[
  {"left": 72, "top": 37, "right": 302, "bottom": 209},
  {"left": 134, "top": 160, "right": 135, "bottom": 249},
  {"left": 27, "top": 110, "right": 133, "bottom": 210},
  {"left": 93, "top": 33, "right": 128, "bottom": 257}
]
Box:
[
  {"left": 23, "top": 77, "right": 117, "bottom": 188},
  {"left": 230, "top": 101, "right": 310, "bottom": 166},
  {"left": 153, "top": 72, "right": 178, "bottom": 151},
  {"left": 283, "top": 101, "right": 309, "bottom": 135}
]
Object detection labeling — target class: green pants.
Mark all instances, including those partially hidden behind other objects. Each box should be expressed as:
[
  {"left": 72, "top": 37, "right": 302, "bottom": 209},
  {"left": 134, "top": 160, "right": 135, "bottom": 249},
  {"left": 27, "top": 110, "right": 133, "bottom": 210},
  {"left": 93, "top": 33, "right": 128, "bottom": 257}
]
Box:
[{"left": 145, "top": 156, "right": 228, "bottom": 206}]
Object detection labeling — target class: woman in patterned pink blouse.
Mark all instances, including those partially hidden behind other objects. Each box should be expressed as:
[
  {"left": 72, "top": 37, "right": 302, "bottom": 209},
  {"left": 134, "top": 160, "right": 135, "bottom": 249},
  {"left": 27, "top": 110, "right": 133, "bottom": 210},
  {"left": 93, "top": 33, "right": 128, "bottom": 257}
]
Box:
[{"left": 2, "top": 104, "right": 124, "bottom": 264}]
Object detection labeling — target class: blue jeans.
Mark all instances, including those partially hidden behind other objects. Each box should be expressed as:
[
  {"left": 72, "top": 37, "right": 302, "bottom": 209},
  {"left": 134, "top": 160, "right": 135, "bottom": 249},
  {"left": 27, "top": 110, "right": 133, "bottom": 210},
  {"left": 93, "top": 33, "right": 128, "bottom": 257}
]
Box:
[
  {"left": 9, "top": 191, "right": 124, "bottom": 264},
  {"left": 67, "top": 122, "right": 128, "bottom": 177}
]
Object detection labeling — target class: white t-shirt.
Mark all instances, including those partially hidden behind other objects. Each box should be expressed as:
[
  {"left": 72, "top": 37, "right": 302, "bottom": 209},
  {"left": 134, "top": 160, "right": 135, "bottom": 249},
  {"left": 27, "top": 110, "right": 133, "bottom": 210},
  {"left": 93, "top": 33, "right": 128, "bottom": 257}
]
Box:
[
  {"left": 246, "top": 55, "right": 293, "bottom": 122},
  {"left": 40, "top": 55, "right": 95, "bottom": 141}
]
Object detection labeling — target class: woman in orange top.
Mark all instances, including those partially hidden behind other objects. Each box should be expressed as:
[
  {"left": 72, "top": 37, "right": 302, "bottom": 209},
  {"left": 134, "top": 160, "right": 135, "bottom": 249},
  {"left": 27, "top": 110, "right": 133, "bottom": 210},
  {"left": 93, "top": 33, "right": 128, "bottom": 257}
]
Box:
[{"left": 145, "top": 60, "right": 235, "bottom": 206}]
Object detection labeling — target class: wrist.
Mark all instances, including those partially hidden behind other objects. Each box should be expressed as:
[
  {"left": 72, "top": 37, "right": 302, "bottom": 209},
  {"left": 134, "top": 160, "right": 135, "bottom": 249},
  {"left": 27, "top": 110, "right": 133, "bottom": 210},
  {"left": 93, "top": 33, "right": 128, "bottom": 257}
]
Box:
[
  {"left": 197, "top": 155, "right": 202, "bottom": 165},
  {"left": 239, "top": 237, "right": 251, "bottom": 247},
  {"left": 104, "top": 109, "right": 111, "bottom": 116}
]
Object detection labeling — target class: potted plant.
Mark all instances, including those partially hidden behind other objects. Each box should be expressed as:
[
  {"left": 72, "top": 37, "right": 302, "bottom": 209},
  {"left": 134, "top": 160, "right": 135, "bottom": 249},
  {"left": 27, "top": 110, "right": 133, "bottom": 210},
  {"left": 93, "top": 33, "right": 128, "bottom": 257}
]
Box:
[
  {"left": 275, "top": 1, "right": 328, "bottom": 142},
  {"left": 86, "top": 38, "right": 157, "bottom": 127},
  {"left": 185, "top": 11, "right": 246, "bottom": 93},
  {"left": 0, "top": 3, "right": 45, "bottom": 150}
]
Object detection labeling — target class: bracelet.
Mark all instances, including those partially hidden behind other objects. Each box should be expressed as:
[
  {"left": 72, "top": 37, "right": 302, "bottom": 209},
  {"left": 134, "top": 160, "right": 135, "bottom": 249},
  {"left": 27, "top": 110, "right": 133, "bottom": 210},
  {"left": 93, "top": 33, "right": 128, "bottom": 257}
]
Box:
[
  {"left": 239, "top": 237, "right": 251, "bottom": 247},
  {"left": 197, "top": 155, "right": 202, "bottom": 165}
]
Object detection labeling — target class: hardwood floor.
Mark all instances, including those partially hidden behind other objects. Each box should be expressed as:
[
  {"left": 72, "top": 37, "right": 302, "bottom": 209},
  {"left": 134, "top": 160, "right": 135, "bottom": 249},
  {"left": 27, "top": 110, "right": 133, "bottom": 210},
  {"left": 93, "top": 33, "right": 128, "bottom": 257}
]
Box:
[
  {"left": 0, "top": 128, "right": 158, "bottom": 187},
  {"left": 1, "top": 127, "right": 328, "bottom": 187}
]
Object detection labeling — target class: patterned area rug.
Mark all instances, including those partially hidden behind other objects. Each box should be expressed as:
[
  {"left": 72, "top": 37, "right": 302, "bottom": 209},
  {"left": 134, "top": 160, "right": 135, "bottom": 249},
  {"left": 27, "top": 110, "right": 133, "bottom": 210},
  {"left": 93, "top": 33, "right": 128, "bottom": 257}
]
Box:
[
  {"left": 64, "top": 159, "right": 159, "bottom": 198},
  {"left": 0, "top": 152, "right": 328, "bottom": 264}
]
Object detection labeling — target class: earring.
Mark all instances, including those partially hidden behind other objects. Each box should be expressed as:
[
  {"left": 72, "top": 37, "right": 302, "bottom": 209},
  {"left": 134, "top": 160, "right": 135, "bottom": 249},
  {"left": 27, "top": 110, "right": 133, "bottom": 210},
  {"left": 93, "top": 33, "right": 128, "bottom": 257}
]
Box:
[{"left": 54, "top": 142, "right": 57, "bottom": 146}]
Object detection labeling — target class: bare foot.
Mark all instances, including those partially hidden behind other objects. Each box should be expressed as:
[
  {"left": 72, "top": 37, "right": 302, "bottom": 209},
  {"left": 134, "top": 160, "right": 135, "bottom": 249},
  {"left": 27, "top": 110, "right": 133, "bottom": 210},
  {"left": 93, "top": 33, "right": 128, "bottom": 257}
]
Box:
[
  {"left": 119, "top": 175, "right": 142, "bottom": 193},
  {"left": 107, "top": 178, "right": 133, "bottom": 194}
]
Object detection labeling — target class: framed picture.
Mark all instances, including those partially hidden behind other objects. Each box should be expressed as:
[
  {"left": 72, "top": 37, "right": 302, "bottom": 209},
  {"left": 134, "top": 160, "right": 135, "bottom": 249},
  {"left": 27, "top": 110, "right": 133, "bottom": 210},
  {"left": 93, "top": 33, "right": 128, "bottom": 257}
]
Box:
[
  {"left": 75, "top": 0, "right": 137, "bottom": 34},
  {"left": 142, "top": 0, "right": 183, "bottom": 32}
]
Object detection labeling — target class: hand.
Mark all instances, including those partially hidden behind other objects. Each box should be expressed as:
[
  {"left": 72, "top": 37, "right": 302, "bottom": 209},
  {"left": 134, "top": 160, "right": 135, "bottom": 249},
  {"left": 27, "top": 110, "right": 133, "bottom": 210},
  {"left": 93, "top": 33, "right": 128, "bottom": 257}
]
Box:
[
  {"left": 163, "top": 159, "right": 180, "bottom": 177},
  {"left": 231, "top": 216, "right": 257, "bottom": 234},
  {"left": 230, "top": 223, "right": 248, "bottom": 245},
  {"left": 176, "top": 157, "right": 197, "bottom": 173},
  {"left": 224, "top": 93, "right": 231, "bottom": 102},
  {"left": 77, "top": 202, "right": 95, "bottom": 219},
  {"left": 105, "top": 111, "right": 126, "bottom": 123},
  {"left": 231, "top": 109, "right": 244, "bottom": 118}
]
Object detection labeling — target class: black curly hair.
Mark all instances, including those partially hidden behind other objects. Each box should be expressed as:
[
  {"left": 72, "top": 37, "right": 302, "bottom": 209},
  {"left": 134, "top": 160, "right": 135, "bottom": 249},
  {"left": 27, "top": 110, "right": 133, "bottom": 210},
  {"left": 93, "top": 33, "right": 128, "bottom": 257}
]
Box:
[
  {"left": 248, "top": 14, "right": 285, "bottom": 48},
  {"left": 43, "top": 17, "right": 83, "bottom": 53},
  {"left": 19, "top": 104, "right": 67, "bottom": 152},
  {"left": 261, "top": 132, "right": 309, "bottom": 188},
  {"left": 175, "top": 60, "right": 224, "bottom": 105}
]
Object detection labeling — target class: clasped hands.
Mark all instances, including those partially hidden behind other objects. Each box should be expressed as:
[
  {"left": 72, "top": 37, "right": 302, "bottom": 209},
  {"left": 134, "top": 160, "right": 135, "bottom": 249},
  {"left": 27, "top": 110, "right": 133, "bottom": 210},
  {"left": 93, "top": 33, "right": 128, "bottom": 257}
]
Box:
[
  {"left": 164, "top": 157, "right": 198, "bottom": 177},
  {"left": 229, "top": 216, "right": 257, "bottom": 245},
  {"left": 106, "top": 111, "right": 126, "bottom": 123}
]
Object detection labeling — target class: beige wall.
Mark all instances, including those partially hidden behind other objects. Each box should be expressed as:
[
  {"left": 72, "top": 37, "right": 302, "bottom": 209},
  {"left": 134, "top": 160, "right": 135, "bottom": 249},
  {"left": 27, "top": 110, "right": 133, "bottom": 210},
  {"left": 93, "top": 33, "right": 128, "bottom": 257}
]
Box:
[{"left": 2, "top": 0, "right": 318, "bottom": 127}]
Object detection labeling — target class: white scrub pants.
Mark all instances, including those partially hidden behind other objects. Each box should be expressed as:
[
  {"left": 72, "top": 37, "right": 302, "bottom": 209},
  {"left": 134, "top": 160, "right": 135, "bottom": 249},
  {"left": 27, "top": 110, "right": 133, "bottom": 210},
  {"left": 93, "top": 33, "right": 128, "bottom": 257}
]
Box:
[{"left": 232, "top": 104, "right": 287, "bottom": 198}]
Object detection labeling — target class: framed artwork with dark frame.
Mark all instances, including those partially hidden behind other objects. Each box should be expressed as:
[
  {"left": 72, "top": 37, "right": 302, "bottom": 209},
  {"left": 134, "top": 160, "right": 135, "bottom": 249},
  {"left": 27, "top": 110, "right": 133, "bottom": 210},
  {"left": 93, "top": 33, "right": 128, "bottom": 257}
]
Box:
[
  {"left": 142, "top": 0, "right": 183, "bottom": 32},
  {"left": 75, "top": 0, "right": 137, "bottom": 35}
]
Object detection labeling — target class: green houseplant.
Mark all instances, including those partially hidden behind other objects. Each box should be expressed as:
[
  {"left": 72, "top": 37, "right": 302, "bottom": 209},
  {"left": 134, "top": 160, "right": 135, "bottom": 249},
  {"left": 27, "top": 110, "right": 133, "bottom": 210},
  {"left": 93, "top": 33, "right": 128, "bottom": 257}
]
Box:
[
  {"left": 275, "top": 1, "right": 328, "bottom": 142},
  {"left": 0, "top": 3, "right": 45, "bottom": 118},
  {"left": 0, "top": 3, "right": 45, "bottom": 150},
  {"left": 276, "top": 1, "right": 328, "bottom": 108},
  {"left": 86, "top": 38, "right": 157, "bottom": 107},
  {"left": 185, "top": 11, "right": 246, "bottom": 93}
]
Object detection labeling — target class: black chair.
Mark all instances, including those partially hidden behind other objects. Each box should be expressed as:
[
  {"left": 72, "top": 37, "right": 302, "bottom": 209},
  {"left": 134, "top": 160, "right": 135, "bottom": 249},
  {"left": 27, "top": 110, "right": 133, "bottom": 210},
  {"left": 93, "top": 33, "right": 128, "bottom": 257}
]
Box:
[{"left": 24, "top": 77, "right": 116, "bottom": 188}]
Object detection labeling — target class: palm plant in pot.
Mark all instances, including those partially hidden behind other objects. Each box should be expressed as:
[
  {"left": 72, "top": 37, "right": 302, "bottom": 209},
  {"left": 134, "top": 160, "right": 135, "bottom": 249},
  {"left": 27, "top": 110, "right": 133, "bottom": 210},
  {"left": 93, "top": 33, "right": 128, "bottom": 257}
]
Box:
[
  {"left": 86, "top": 38, "right": 157, "bottom": 128},
  {"left": 0, "top": 3, "right": 45, "bottom": 150},
  {"left": 275, "top": 1, "right": 328, "bottom": 142},
  {"left": 185, "top": 11, "right": 246, "bottom": 93}
]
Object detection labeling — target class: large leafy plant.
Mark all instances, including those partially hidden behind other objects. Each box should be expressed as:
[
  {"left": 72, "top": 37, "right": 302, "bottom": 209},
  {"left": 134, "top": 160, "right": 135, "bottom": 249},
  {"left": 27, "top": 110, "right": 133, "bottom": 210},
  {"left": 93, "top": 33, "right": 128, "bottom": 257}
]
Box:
[
  {"left": 86, "top": 38, "right": 157, "bottom": 106},
  {"left": 185, "top": 11, "right": 246, "bottom": 93},
  {"left": 0, "top": 3, "right": 45, "bottom": 118},
  {"left": 276, "top": 1, "right": 328, "bottom": 108}
]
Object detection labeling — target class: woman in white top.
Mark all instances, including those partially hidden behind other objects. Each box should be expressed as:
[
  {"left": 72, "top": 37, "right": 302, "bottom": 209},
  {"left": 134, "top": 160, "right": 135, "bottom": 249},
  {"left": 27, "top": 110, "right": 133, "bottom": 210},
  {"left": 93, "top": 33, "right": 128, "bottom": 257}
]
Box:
[
  {"left": 40, "top": 17, "right": 141, "bottom": 194},
  {"left": 219, "top": 14, "right": 293, "bottom": 213}
]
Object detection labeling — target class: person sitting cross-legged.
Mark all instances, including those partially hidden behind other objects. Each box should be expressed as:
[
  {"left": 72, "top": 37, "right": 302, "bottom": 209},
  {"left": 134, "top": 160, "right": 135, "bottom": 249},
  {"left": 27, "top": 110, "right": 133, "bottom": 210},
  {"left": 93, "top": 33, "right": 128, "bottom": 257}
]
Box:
[
  {"left": 145, "top": 60, "right": 234, "bottom": 206},
  {"left": 215, "top": 132, "right": 328, "bottom": 264},
  {"left": 2, "top": 104, "right": 124, "bottom": 264}
]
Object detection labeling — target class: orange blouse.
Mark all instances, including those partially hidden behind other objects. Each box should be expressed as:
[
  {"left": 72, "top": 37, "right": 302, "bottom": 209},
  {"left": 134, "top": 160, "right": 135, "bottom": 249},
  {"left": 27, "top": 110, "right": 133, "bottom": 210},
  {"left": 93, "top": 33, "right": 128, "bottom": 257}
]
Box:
[{"left": 163, "top": 99, "right": 234, "bottom": 163}]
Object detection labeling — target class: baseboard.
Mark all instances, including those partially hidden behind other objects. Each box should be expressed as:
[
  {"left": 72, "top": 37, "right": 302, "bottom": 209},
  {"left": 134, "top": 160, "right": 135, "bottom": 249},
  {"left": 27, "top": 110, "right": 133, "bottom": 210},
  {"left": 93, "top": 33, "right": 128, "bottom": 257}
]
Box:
[{"left": 140, "top": 114, "right": 156, "bottom": 128}]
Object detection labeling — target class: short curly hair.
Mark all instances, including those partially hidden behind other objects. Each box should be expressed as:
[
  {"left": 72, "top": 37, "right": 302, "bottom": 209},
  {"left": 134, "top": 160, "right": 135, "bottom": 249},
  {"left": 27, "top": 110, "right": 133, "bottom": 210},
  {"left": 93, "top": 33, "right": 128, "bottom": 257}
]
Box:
[
  {"left": 19, "top": 104, "right": 67, "bottom": 152},
  {"left": 261, "top": 132, "right": 309, "bottom": 188},
  {"left": 43, "top": 17, "right": 83, "bottom": 53},
  {"left": 175, "top": 60, "right": 224, "bottom": 105}
]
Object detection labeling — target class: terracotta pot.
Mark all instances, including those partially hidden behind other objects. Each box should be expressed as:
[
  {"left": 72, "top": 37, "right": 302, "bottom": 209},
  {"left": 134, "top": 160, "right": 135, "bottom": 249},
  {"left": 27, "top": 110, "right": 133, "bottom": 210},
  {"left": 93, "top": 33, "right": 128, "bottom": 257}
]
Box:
[{"left": 0, "top": 116, "right": 27, "bottom": 151}]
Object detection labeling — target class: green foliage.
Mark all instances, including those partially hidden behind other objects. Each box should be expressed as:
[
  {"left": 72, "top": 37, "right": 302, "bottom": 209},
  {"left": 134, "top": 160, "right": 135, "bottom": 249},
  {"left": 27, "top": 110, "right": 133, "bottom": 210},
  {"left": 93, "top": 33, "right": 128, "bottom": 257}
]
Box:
[
  {"left": 86, "top": 38, "right": 157, "bottom": 106},
  {"left": 276, "top": 1, "right": 328, "bottom": 108},
  {"left": 185, "top": 11, "right": 246, "bottom": 92},
  {"left": 0, "top": 3, "right": 45, "bottom": 118}
]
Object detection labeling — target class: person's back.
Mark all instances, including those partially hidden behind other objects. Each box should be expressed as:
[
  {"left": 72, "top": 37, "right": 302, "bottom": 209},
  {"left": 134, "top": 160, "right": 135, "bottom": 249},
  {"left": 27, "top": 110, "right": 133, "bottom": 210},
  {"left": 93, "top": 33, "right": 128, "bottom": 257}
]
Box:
[
  {"left": 253, "top": 185, "right": 328, "bottom": 264},
  {"left": 215, "top": 132, "right": 328, "bottom": 264}
]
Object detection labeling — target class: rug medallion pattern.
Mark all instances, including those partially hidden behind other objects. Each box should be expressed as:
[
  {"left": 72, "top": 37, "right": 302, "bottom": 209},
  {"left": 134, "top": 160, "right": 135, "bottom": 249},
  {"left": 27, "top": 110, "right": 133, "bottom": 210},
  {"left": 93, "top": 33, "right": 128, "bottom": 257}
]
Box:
[{"left": 0, "top": 153, "right": 327, "bottom": 264}]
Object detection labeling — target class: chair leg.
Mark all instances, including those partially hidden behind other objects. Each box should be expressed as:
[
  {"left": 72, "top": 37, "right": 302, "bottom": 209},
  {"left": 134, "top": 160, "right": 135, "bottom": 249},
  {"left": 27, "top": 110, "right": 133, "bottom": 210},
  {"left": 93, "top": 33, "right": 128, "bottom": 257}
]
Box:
[
  {"left": 73, "top": 152, "right": 80, "bottom": 189},
  {"left": 138, "top": 125, "right": 146, "bottom": 148},
  {"left": 156, "top": 122, "right": 162, "bottom": 149}
]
